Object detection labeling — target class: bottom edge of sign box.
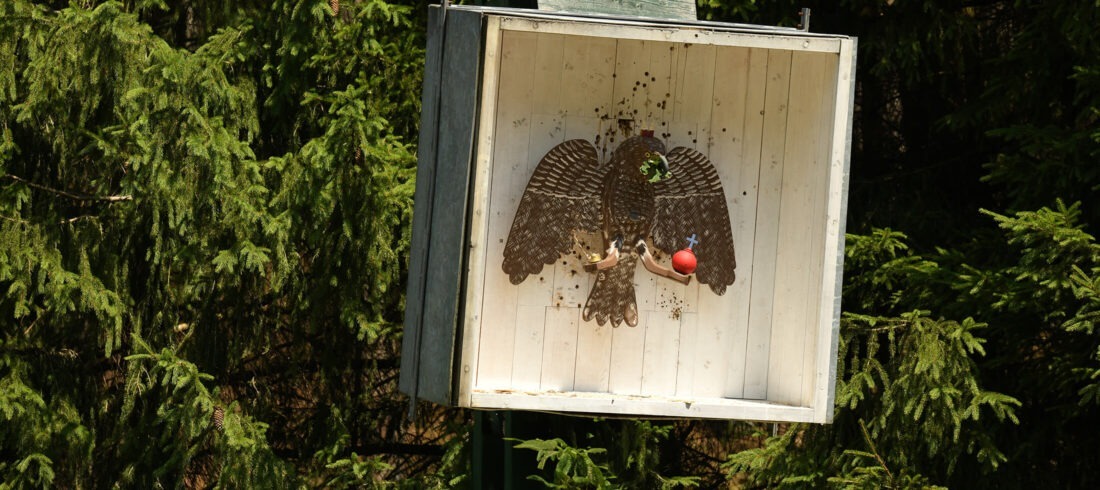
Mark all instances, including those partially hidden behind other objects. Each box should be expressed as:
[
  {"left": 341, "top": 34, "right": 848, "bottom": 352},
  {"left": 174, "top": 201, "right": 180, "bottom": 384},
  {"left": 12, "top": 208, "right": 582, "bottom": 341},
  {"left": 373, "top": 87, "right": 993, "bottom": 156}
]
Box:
[{"left": 466, "top": 389, "right": 818, "bottom": 423}]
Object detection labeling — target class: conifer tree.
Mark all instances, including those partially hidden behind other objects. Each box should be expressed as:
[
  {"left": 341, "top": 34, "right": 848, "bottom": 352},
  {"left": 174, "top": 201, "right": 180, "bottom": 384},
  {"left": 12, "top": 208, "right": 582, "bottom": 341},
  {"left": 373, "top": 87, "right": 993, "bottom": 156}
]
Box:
[{"left": 1, "top": 0, "right": 448, "bottom": 486}]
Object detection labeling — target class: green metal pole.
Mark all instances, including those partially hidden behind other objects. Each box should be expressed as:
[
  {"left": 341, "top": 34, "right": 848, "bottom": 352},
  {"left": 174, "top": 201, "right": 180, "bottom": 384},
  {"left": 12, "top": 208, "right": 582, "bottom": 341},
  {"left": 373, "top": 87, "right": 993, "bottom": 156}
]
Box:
[
  {"left": 472, "top": 411, "right": 506, "bottom": 489},
  {"left": 472, "top": 410, "right": 544, "bottom": 489}
]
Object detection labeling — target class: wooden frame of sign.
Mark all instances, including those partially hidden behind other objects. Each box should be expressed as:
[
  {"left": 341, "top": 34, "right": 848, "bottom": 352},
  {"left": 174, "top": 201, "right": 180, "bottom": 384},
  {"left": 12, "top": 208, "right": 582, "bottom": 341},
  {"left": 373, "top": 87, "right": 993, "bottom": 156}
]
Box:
[{"left": 400, "top": 5, "right": 857, "bottom": 423}]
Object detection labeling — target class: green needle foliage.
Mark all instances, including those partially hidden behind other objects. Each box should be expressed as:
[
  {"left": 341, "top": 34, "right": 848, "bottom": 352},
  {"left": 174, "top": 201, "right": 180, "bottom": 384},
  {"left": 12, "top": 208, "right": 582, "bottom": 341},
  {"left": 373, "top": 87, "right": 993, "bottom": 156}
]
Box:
[
  {"left": 1, "top": 0, "right": 443, "bottom": 486},
  {"left": 514, "top": 438, "right": 616, "bottom": 489}
]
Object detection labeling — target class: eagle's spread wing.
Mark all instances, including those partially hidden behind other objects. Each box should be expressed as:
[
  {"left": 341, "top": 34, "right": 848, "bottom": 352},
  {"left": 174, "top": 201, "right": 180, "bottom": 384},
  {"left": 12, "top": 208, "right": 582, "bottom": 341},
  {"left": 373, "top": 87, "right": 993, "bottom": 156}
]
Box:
[
  {"left": 651, "top": 147, "right": 736, "bottom": 294},
  {"left": 503, "top": 139, "right": 604, "bottom": 284}
]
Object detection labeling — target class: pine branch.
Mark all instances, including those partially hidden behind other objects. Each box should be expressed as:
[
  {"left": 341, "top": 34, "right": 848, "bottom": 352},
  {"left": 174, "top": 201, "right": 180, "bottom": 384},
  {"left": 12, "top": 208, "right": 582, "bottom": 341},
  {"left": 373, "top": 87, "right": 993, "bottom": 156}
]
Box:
[
  {"left": 4, "top": 212, "right": 102, "bottom": 225},
  {"left": 859, "top": 419, "right": 894, "bottom": 481},
  {"left": 357, "top": 443, "right": 445, "bottom": 456},
  {"left": 1, "top": 214, "right": 29, "bottom": 224},
  {"left": 3, "top": 174, "right": 132, "bottom": 203},
  {"left": 268, "top": 442, "right": 443, "bottom": 461},
  {"left": 61, "top": 215, "right": 99, "bottom": 224},
  {"left": 679, "top": 440, "right": 728, "bottom": 466}
]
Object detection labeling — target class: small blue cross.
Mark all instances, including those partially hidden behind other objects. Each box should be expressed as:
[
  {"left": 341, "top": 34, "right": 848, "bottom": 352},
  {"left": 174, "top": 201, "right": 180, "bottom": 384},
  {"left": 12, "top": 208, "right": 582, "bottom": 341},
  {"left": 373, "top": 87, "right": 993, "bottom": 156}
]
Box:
[{"left": 685, "top": 233, "right": 699, "bottom": 249}]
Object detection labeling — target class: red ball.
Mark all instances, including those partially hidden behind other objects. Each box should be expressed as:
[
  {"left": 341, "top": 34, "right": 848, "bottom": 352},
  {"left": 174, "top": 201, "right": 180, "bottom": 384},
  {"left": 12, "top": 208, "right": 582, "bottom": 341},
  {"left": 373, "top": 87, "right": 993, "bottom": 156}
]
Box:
[{"left": 672, "top": 248, "right": 697, "bottom": 275}]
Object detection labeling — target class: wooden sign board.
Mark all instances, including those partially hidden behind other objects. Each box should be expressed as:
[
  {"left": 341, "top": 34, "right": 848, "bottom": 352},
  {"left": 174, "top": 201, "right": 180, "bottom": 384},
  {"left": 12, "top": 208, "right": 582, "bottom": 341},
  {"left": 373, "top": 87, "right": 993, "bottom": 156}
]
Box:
[{"left": 400, "top": 5, "right": 856, "bottom": 423}]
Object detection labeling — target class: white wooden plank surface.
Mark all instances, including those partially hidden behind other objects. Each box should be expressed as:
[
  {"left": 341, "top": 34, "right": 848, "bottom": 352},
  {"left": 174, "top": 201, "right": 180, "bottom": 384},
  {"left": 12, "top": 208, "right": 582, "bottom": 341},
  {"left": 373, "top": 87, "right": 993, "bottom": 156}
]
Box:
[
  {"left": 641, "top": 311, "right": 681, "bottom": 395},
  {"left": 561, "top": 41, "right": 610, "bottom": 174},
  {"left": 475, "top": 29, "right": 534, "bottom": 392},
  {"left": 675, "top": 312, "right": 699, "bottom": 397},
  {"left": 608, "top": 318, "right": 647, "bottom": 395},
  {"left": 505, "top": 33, "right": 572, "bottom": 392},
  {"left": 465, "top": 25, "right": 851, "bottom": 419},
  {"left": 726, "top": 48, "right": 769, "bottom": 397},
  {"left": 574, "top": 319, "right": 614, "bottom": 392},
  {"left": 698, "top": 46, "right": 761, "bottom": 398},
  {"left": 541, "top": 306, "right": 581, "bottom": 390},
  {"left": 532, "top": 34, "right": 565, "bottom": 116},
  {"left": 609, "top": 38, "right": 648, "bottom": 140},
  {"left": 800, "top": 52, "right": 839, "bottom": 411},
  {"left": 643, "top": 40, "right": 674, "bottom": 132},
  {"left": 561, "top": 36, "right": 617, "bottom": 118},
  {"left": 512, "top": 305, "right": 547, "bottom": 390},
  {"left": 598, "top": 38, "right": 645, "bottom": 159},
  {"left": 671, "top": 44, "right": 716, "bottom": 125},
  {"left": 768, "top": 50, "right": 831, "bottom": 406},
  {"left": 661, "top": 42, "right": 712, "bottom": 163},
  {"left": 744, "top": 49, "right": 792, "bottom": 400}
]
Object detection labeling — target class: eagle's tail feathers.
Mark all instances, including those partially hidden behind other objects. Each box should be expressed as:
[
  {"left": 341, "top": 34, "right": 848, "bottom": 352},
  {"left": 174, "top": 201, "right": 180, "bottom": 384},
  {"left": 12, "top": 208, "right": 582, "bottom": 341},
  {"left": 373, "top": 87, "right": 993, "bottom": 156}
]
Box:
[{"left": 582, "top": 256, "right": 639, "bottom": 327}]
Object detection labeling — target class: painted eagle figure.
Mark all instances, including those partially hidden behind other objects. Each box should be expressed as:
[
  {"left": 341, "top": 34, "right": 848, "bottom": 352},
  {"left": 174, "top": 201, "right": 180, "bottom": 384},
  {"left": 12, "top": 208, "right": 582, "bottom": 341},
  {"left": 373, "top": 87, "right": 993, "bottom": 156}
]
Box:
[{"left": 502, "top": 135, "right": 737, "bottom": 327}]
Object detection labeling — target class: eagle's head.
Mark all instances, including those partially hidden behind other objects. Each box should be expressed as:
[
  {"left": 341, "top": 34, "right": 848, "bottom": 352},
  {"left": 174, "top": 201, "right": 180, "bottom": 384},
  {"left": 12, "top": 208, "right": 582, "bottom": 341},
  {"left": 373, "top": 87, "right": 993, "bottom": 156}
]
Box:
[
  {"left": 612, "top": 135, "right": 671, "bottom": 183},
  {"left": 640, "top": 150, "right": 670, "bottom": 183}
]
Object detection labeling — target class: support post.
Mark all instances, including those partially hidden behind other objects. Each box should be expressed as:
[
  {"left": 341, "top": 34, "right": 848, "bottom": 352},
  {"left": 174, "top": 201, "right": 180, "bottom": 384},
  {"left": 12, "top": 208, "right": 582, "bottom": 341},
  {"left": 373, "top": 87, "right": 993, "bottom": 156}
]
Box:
[{"left": 473, "top": 411, "right": 542, "bottom": 489}]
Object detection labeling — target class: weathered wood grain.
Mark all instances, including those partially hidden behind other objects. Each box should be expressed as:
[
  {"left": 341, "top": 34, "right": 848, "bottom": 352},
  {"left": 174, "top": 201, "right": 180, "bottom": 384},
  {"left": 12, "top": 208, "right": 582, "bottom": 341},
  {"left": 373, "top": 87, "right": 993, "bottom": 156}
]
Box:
[
  {"left": 745, "top": 48, "right": 792, "bottom": 400},
  {"left": 398, "top": 4, "right": 445, "bottom": 400},
  {"left": 768, "top": 51, "right": 831, "bottom": 406},
  {"left": 539, "top": 0, "right": 697, "bottom": 21},
  {"left": 404, "top": 8, "right": 484, "bottom": 405}
]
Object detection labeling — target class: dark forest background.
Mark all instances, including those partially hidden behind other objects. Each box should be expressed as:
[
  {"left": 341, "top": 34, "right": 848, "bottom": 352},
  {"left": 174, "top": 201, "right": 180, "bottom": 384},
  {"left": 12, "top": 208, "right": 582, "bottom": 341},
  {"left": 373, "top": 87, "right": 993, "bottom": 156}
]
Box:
[{"left": 2, "top": 0, "right": 1098, "bottom": 487}]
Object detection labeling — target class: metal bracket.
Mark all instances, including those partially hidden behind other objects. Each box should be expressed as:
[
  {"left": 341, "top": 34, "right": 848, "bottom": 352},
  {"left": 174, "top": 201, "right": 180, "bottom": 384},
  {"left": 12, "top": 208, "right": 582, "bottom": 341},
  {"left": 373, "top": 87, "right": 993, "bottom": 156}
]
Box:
[{"left": 797, "top": 8, "right": 811, "bottom": 32}]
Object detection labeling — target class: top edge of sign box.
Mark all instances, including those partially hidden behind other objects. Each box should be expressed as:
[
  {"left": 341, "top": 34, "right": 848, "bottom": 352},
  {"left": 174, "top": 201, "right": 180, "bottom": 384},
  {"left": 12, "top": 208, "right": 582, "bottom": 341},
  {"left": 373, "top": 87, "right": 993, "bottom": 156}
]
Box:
[{"left": 447, "top": 5, "right": 853, "bottom": 54}]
